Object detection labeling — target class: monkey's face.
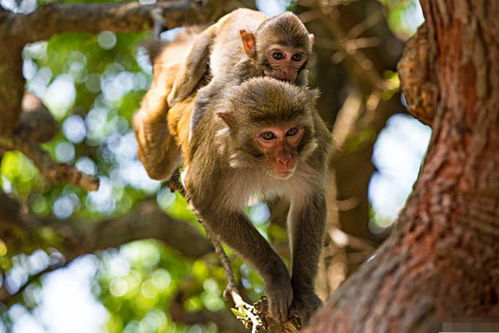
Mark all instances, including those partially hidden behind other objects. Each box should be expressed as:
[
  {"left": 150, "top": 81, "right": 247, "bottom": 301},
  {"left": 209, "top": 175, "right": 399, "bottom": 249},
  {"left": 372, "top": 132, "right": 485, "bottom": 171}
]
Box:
[
  {"left": 263, "top": 44, "right": 308, "bottom": 82},
  {"left": 251, "top": 12, "right": 314, "bottom": 83},
  {"left": 258, "top": 44, "right": 308, "bottom": 82},
  {"left": 222, "top": 77, "right": 318, "bottom": 179},
  {"left": 253, "top": 123, "right": 305, "bottom": 180}
]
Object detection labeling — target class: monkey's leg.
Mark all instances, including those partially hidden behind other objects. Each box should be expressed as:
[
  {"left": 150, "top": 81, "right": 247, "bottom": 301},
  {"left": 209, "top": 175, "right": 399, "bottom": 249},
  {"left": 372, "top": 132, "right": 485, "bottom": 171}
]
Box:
[
  {"left": 288, "top": 193, "right": 327, "bottom": 325},
  {"left": 201, "top": 210, "right": 293, "bottom": 323},
  {"left": 167, "top": 26, "right": 216, "bottom": 106},
  {"left": 134, "top": 109, "right": 182, "bottom": 181},
  {"left": 133, "top": 54, "right": 183, "bottom": 180},
  {"left": 133, "top": 69, "right": 182, "bottom": 181}
]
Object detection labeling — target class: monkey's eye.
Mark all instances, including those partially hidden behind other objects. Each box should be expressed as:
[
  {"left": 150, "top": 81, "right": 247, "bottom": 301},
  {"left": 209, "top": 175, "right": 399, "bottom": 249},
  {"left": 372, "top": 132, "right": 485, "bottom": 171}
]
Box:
[
  {"left": 260, "top": 132, "right": 276, "bottom": 140},
  {"left": 292, "top": 54, "right": 303, "bottom": 62},
  {"left": 286, "top": 127, "right": 299, "bottom": 136},
  {"left": 272, "top": 52, "right": 285, "bottom": 60}
]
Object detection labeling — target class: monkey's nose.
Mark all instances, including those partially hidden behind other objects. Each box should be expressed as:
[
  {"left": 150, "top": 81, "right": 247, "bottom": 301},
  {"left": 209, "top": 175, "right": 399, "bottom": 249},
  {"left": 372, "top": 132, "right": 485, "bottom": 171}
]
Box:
[
  {"left": 277, "top": 156, "right": 292, "bottom": 168},
  {"left": 277, "top": 70, "right": 297, "bottom": 82}
]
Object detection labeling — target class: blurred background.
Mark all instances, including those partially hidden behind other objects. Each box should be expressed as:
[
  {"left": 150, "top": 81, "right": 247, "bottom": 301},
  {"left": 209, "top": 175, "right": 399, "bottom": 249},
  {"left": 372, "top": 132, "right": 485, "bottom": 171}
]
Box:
[{"left": 0, "top": 0, "right": 428, "bottom": 332}]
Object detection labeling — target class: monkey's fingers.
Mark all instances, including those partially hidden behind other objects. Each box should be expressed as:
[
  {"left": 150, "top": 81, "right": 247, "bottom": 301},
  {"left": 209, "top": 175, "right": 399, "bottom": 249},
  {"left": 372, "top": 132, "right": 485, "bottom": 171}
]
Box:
[
  {"left": 270, "top": 300, "right": 288, "bottom": 323},
  {"left": 267, "top": 284, "right": 293, "bottom": 323}
]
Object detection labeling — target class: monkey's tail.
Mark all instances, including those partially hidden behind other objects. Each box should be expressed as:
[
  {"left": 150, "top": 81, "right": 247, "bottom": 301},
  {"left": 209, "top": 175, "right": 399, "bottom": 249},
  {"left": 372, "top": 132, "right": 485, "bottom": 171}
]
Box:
[
  {"left": 141, "top": 26, "right": 206, "bottom": 66},
  {"left": 141, "top": 38, "right": 166, "bottom": 65}
]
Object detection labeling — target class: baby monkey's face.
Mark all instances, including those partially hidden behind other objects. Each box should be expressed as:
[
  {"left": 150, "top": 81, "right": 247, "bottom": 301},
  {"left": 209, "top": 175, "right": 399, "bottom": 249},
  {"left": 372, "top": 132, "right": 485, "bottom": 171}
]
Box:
[{"left": 264, "top": 44, "right": 309, "bottom": 82}]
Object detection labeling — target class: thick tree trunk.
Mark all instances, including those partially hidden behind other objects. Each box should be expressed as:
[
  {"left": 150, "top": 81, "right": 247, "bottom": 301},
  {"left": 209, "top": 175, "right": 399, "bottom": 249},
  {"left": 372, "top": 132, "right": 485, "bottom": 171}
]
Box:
[{"left": 304, "top": 1, "right": 499, "bottom": 331}]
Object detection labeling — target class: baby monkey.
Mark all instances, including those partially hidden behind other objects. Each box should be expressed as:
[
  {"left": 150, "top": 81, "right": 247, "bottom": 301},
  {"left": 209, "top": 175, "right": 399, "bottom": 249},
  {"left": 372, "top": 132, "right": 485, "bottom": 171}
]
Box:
[{"left": 167, "top": 8, "right": 314, "bottom": 131}]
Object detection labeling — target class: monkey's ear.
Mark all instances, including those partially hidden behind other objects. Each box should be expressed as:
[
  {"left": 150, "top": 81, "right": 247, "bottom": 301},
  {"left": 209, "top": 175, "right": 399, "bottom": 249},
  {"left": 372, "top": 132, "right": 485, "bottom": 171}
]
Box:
[
  {"left": 216, "top": 111, "right": 236, "bottom": 128},
  {"left": 239, "top": 30, "right": 256, "bottom": 56},
  {"left": 309, "top": 33, "right": 315, "bottom": 46}
]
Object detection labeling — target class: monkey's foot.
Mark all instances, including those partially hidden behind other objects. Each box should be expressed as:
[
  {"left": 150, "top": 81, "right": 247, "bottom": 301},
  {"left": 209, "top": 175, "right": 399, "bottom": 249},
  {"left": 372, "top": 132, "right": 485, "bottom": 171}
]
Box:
[
  {"left": 254, "top": 297, "right": 300, "bottom": 333},
  {"left": 289, "top": 291, "right": 322, "bottom": 328}
]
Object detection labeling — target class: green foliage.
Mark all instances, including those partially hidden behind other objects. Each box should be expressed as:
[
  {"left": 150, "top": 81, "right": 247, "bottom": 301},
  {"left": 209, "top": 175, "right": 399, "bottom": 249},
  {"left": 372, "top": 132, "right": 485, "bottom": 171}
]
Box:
[
  {"left": 1, "top": 152, "right": 43, "bottom": 198},
  {"left": 377, "top": 0, "right": 424, "bottom": 37}
]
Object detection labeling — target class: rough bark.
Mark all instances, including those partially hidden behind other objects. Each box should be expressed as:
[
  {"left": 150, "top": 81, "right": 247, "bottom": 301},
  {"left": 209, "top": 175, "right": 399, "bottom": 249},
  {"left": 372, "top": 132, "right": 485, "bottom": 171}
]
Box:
[
  {"left": 304, "top": 1, "right": 499, "bottom": 331},
  {"left": 397, "top": 23, "right": 437, "bottom": 126}
]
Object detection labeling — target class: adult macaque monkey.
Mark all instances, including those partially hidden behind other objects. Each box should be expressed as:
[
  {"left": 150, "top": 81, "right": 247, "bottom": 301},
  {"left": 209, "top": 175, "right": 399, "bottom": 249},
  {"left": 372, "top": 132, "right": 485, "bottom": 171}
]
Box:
[
  {"left": 166, "top": 77, "right": 332, "bottom": 325},
  {"left": 134, "top": 17, "right": 330, "bottom": 326},
  {"left": 167, "top": 8, "right": 314, "bottom": 131}
]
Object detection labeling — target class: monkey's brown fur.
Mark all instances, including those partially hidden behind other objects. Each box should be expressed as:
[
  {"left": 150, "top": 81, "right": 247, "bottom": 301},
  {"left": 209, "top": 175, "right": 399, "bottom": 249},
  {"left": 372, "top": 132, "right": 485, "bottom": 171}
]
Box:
[
  {"left": 133, "top": 30, "right": 205, "bottom": 180},
  {"left": 180, "top": 77, "right": 331, "bottom": 325},
  {"left": 134, "top": 23, "right": 331, "bottom": 327}
]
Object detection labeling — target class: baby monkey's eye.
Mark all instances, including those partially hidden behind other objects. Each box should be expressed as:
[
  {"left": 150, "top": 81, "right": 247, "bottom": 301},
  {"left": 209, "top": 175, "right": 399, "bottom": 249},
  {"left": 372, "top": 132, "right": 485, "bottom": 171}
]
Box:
[
  {"left": 261, "top": 132, "right": 276, "bottom": 140},
  {"left": 286, "top": 127, "right": 299, "bottom": 136},
  {"left": 291, "top": 54, "right": 303, "bottom": 61},
  {"left": 272, "top": 52, "right": 285, "bottom": 60}
]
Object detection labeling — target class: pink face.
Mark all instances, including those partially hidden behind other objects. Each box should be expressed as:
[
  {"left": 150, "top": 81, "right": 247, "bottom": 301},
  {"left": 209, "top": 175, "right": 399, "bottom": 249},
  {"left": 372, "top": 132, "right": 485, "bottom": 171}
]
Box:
[
  {"left": 254, "top": 124, "right": 305, "bottom": 179},
  {"left": 265, "top": 45, "right": 308, "bottom": 82}
]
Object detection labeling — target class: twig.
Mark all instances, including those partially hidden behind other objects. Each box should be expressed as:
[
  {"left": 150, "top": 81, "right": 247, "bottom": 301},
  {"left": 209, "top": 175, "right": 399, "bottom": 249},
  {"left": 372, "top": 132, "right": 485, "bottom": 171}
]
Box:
[
  {"left": 0, "top": 260, "right": 67, "bottom": 305},
  {"left": 301, "top": 3, "right": 389, "bottom": 91},
  {"left": 0, "top": 135, "right": 99, "bottom": 191},
  {"left": 346, "top": 9, "right": 384, "bottom": 39}
]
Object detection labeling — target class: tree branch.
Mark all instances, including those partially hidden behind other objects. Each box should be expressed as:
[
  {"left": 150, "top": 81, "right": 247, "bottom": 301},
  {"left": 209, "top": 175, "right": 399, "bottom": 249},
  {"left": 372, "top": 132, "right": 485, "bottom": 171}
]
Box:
[
  {"left": 52, "top": 200, "right": 214, "bottom": 262},
  {"left": 1, "top": 0, "right": 225, "bottom": 44},
  {"left": 0, "top": 194, "right": 212, "bottom": 262},
  {"left": 0, "top": 135, "right": 99, "bottom": 191}
]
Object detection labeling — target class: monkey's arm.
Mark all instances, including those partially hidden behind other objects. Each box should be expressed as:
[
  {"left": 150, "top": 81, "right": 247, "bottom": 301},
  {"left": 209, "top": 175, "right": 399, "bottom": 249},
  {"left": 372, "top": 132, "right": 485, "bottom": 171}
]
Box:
[
  {"left": 167, "top": 26, "right": 217, "bottom": 106},
  {"left": 288, "top": 191, "right": 327, "bottom": 324},
  {"left": 198, "top": 208, "right": 293, "bottom": 323}
]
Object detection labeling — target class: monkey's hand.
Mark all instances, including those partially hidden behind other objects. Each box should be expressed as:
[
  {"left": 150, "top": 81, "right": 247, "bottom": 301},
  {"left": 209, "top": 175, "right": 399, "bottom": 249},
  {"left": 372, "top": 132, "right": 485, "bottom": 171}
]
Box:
[
  {"left": 266, "top": 275, "right": 294, "bottom": 323},
  {"left": 289, "top": 290, "right": 322, "bottom": 327}
]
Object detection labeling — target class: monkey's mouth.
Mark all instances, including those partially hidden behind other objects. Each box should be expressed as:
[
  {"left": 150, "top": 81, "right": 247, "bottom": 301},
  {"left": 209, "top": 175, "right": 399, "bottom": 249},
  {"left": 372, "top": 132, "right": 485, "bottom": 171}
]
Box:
[
  {"left": 267, "top": 167, "right": 296, "bottom": 180},
  {"left": 264, "top": 68, "right": 298, "bottom": 82}
]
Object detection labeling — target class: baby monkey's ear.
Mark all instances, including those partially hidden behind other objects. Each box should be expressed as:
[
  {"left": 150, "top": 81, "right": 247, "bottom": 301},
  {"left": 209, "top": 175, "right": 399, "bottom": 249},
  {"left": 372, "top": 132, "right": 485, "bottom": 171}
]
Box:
[
  {"left": 309, "top": 33, "right": 315, "bottom": 46},
  {"left": 239, "top": 30, "right": 256, "bottom": 56}
]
